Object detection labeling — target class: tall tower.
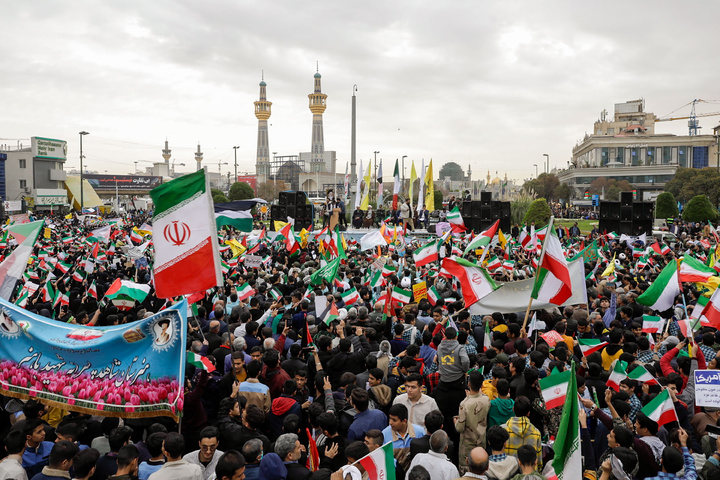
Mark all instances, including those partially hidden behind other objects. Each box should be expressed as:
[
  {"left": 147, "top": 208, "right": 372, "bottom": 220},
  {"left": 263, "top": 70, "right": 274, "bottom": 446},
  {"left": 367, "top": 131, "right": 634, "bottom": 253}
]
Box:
[
  {"left": 162, "top": 139, "right": 172, "bottom": 164},
  {"left": 308, "top": 65, "right": 327, "bottom": 172},
  {"left": 195, "top": 143, "right": 203, "bottom": 172},
  {"left": 254, "top": 74, "right": 272, "bottom": 183}
]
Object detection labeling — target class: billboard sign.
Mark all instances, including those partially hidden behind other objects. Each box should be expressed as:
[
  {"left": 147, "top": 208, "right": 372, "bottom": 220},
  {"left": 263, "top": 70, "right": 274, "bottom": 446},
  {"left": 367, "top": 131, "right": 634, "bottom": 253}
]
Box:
[
  {"left": 85, "top": 174, "right": 163, "bottom": 192},
  {"left": 31, "top": 137, "right": 67, "bottom": 160},
  {"left": 237, "top": 175, "right": 258, "bottom": 193}
]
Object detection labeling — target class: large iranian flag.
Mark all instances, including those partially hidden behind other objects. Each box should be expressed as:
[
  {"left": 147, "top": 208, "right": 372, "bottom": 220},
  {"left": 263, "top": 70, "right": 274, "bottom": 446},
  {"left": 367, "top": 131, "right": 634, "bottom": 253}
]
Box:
[
  {"left": 698, "top": 286, "right": 720, "bottom": 329},
  {"left": 463, "top": 220, "right": 500, "bottom": 255},
  {"left": 358, "top": 442, "right": 395, "bottom": 480},
  {"left": 543, "top": 362, "right": 581, "bottom": 480},
  {"left": 150, "top": 170, "right": 222, "bottom": 298},
  {"left": 679, "top": 255, "right": 716, "bottom": 283},
  {"left": 531, "top": 218, "right": 572, "bottom": 305},
  {"left": 392, "top": 159, "right": 401, "bottom": 210},
  {"left": 539, "top": 369, "right": 571, "bottom": 409},
  {"left": 441, "top": 256, "right": 499, "bottom": 308},
  {"left": 446, "top": 206, "right": 466, "bottom": 233},
  {"left": 413, "top": 239, "right": 439, "bottom": 267},
  {"left": 637, "top": 261, "right": 680, "bottom": 312},
  {"left": 641, "top": 388, "right": 678, "bottom": 427}
]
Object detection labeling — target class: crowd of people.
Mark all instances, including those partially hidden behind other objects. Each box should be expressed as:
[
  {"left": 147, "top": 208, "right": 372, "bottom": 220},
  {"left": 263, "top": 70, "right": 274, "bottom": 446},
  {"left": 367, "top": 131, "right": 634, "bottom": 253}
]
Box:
[{"left": 2, "top": 206, "right": 720, "bottom": 480}]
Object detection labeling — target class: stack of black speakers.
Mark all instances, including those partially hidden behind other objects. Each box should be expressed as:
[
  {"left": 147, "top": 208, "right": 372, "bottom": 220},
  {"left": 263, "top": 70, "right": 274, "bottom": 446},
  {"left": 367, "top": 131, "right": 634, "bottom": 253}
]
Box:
[
  {"left": 461, "top": 191, "right": 511, "bottom": 233},
  {"left": 598, "top": 191, "right": 654, "bottom": 236},
  {"left": 270, "top": 191, "right": 314, "bottom": 231}
]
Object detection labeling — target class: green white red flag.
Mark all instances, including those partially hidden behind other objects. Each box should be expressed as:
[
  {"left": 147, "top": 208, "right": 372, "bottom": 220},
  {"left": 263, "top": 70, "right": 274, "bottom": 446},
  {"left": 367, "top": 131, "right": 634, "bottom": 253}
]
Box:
[
  {"left": 440, "top": 256, "right": 499, "bottom": 308},
  {"left": 627, "top": 365, "right": 658, "bottom": 385},
  {"left": 427, "top": 286, "right": 440, "bottom": 306},
  {"left": 578, "top": 338, "right": 608, "bottom": 356},
  {"left": 187, "top": 351, "right": 216, "bottom": 373},
  {"left": 637, "top": 261, "right": 680, "bottom": 312},
  {"left": 542, "top": 362, "right": 581, "bottom": 480},
  {"left": 642, "top": 315, "right": 665, "bottom": 333},
  {"left": 641, "top": 388, "right": 677, "bottom": 427},
  {"left": 391, "top": 286, "right": 412, "bottom": 304},
  {"left": 679, "top": 255, "right": 716, "bottom": 283},
  {"left": 463, "top": 220, "right": 499, "bottom": 255},
  {"left": 150, "top": 170, "right": 222, "bottom": 298},
  {"left": 606, "top": 360, "right": 628, "bottom": 392},
  {"left": 539, "top": 369, "right": 571, "bottom": 409},
  {"left": 236, "top": 282, "right": 255, "bottom": 301},
  {"left": 698, "top": 286, "right": 720, "bottom": 329},
  {"left": 413, "top": 239, "right": 439, "bottom": 267},
  {"left": 341, "top": 287, "right": 360, "bottom": 306},
  {"left": 446, "top": 206, "right": 466, "bottom": 233},
  {"left": 357, "top": 442, "right": 396, "bottom": 480},
  {"left": 531, "top": 218, "right": 572, "bottom": 305}
]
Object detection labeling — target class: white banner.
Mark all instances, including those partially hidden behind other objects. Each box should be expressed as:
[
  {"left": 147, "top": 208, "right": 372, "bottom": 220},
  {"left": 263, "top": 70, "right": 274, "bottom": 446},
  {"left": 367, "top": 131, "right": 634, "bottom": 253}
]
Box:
[
  {"left": 469, "top": 257, "right": 588, "bottom": 315},
  {"left": 695, "top": 370, "right": 720, "bottom": 408},
  {"left": 244, "top": 254, "right": 263, "bottom": 269}
]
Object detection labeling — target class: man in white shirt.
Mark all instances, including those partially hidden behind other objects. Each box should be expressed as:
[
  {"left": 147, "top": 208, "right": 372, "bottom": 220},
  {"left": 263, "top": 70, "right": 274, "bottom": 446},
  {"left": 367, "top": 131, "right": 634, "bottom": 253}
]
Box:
[
  {"left": 148, "top": 433, "right": 202, "bottom": 480},
  {"left": 406, "top": 430, "right": 459, "bottom": 480},
  {"left": 182, "top": 427, "right": 224, "bottom": 480},
  {"left": 392, "top": 373, "right": 438, "bottom": 427},
  {"left": 0, "top": 430, "right": 27, "bottom": 480}
]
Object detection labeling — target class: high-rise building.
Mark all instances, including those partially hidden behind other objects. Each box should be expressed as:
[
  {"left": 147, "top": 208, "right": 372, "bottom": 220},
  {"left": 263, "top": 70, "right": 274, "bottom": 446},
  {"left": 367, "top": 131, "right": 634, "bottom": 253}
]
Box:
[
  {"left": 255, "top": 74, "right": 272, "bottom": 183},
  {"left": 308, "top": 67, "right": 327, "bottom": 172}
]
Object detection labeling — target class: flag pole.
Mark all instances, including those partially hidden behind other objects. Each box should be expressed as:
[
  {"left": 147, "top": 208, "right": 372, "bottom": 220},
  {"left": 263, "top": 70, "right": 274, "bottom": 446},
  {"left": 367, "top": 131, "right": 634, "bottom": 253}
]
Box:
[{"left": 523, "top": 216, "right": 555, "bottom": 330}]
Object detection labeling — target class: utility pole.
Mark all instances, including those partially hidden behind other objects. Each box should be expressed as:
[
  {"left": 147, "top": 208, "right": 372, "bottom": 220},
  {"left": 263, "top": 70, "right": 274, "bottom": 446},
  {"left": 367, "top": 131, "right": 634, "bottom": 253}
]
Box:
[
  {"left": 233, "top": 146, "right": 240, "bottom": 185},
  {"left": 79, "top": 131, "right": 89, "bottom": 211}
]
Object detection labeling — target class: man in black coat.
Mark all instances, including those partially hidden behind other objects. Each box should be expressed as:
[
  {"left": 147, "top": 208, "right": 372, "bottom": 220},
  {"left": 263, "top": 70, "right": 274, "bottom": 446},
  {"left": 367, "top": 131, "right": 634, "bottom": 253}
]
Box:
[{"left": 326, "top": 329, "right": 370, "bottom": 389}]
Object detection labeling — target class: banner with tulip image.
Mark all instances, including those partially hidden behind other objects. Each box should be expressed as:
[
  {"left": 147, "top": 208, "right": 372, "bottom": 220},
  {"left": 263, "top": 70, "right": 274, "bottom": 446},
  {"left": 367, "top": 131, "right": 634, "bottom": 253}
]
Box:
[{"left": 0, "top": 297, "right": 187, "bottom": 420}]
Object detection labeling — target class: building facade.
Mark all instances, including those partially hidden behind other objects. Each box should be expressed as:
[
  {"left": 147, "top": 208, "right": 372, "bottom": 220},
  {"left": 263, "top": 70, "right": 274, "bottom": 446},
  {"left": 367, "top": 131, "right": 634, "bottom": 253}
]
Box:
[{"left": 559, "top": 100, "right": 719, "bottom": 197}]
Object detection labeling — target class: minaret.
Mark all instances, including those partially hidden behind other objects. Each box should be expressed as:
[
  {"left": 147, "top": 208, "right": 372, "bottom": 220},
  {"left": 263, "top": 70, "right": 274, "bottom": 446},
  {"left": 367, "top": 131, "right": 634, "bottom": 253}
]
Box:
[
  {"left": 162, "top": 139, "right": 172, "bottom": 164},
  {"left": 195, "top": 143, "right": 203, "bottom": 172},
  {"left": 467, "top": 163, "right": 472, "bottom": 181},
  {"left": 308, "top": 64, "right": 327, "bottom": 172},
  {"left": 254, "top": 73, "right": 272, "bottom": 183}
]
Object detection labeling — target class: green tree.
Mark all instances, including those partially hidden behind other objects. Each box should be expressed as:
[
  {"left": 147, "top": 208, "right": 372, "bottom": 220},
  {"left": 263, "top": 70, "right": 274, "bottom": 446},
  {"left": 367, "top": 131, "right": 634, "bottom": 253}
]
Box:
[
  {"left": 523, "top": 198, "right": 551, "bottom": 226},
  {"left": 438, "top": 162, "right": 466, "bottom": 182},
  {"left": 229, "top": 182, "right": 255, "bottom": 201},
  {"left": 511, "top": 193, "right": 534, "bottom": 225},
  {"left": 666, "top": 167, "right": 720, "bottom": 208},
  {"left": 433, "top": 190, "right": 444, "bottom": 211},
  {"left": 212, "top": 194, "right": 229, "bottom": 204},
  {"left": 256, "top": 181, "right": 288, "bottom": 202},
  {"left": 554, "top": 183, "right": 574, "bottom": 202},
  {"left": 523, "top": 173, "right": 560, "bottom": 200},
  {"left": 655, "top": 192, "right": 679, "bottom": 219},
  {"left": 682, "top": 195, "right": 718, "bottom": 223},
  {"left": 211, "top": 188, "right": 224, "bottom": 198}
]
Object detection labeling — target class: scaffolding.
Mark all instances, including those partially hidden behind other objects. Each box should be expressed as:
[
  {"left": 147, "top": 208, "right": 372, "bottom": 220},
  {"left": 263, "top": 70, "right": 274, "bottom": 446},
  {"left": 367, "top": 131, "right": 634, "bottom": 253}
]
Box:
[{"left": 270, "top": 154, "right": 304, "bottom": 191}]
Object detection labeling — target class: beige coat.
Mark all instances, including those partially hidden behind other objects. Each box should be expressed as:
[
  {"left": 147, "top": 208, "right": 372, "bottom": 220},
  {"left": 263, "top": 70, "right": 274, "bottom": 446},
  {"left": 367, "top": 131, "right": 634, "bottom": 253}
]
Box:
[{"left": 454, "top": 392, "right": 490, "bottom": 474}]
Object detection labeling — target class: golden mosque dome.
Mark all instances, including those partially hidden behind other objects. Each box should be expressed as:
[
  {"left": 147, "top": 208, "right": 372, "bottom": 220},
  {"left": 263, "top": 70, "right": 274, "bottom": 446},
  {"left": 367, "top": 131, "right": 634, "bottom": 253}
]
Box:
[{"left": 490, "top": 176, "right": 502, "bottom": 186}]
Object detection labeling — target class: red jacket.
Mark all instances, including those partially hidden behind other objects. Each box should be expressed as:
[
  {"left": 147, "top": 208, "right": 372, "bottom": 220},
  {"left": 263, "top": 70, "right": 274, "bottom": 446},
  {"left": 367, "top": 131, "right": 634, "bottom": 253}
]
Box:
[{"left": 660, "top": 346, "right": 706, "bottom": 393}]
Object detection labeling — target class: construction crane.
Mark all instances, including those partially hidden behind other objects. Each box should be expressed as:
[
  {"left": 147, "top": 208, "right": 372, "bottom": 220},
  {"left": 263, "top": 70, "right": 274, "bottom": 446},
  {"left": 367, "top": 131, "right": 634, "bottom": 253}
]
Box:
[{"left": 656, "top": 99, "right": 720, "bottom": 136}]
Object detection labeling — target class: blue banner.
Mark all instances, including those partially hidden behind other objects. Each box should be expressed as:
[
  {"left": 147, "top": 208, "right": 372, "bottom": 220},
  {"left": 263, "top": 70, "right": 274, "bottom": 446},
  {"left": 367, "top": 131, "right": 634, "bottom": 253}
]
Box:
[{"left": 0, "top": 298, "right": 187, "bottom": 420}]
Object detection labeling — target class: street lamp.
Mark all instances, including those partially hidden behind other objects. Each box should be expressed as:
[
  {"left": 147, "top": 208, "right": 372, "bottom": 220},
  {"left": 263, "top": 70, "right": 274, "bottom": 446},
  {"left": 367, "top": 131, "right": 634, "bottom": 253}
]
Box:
[
  {"left": 402, "top": 155, "right": 407, "bottom": 184},
  {"left": 543, "top": 153, "right": 549, "bottom": 174},
  {"left": 533, "top": 164, "right": 538, "bottom": 177},
  {"left": 134, "top": 161, "right": 138, "bottom": 174},
  {"left": 79, "top": 131, "right": 89, "bottom": 211},
  {"left": 233, "top": 146, "right": 240, "bottom": 185}
]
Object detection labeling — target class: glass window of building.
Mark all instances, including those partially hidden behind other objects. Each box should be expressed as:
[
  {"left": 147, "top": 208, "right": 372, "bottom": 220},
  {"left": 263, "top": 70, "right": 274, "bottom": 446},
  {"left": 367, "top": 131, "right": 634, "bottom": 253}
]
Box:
[
  {"left": 678, "top": 147, "right": 688, "bottom": 167},
  {"left": 663, "top": 147, "right": 672, "bottom": 164},
  {"left": 630, "top": 147, "right": 640, "bottom": 165},
  {"left": 601, "top": 147, "right": 609, "bottom": 166},
  {"left": 646, "top": 147, "right": 654, "bottom": 164}
]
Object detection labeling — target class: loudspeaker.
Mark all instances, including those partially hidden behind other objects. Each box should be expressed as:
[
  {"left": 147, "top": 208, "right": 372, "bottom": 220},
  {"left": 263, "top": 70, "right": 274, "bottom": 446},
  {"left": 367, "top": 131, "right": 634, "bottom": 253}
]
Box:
[
  {"left": 633, "top": 204, "right": 644, "bottom": 221},
  {"left": 480, "top": 206, "right": 493, "bottom": 221},
  {"left": 609, "top": 202, "right": 621, "bottom": 220},
  {"left": 500, "top": 217, "right": 511, "bottom": 234},
  {"left": 599, "top": 219, "right": 618, "bottom": 234},
  {"left": 278, "top": 191, "right": 291, "bottom": 205},
  {"left": 620, "top": 191, "right": 633, "bottom": 206},
  {"left": 285, "top": 205, "right": 296, "bottom": 218},
  {"left": 427, "top": 224, "right": 437, "bottom": 234},
  {"left": 296, "top": 191, "right": 308, "bottom": 206},
  {"left": 501, "top": 202, "right": 511, "bottom": 218},
  {"left": 481, "top": 191, "right": 492, "bottom": 206},
  {"left": 643, "top": 202, "right": 655, "bottom": 219},
  {"left": 619, "top": 221, "right": 634, "bottom": 235},
  {"left": 470, "top": 218, "right": 483, "bottom": 233},
  {"left": 271, "top": 205, "right": 285, "bottom": 218},
  {"left": 462, "top": 201, "right": 472, "bottom": 217},
  {"left": 599, "top": 202, "right": 610, "bottom": 219},
  {"left": 621, "top": 206, "right": 633, "bottom": 222},
  {"left": 471, "top": 201, "right": 482, "bottom": 218},
  {"left": 637, "top": 220, "right": 652, "bottom": 235}
]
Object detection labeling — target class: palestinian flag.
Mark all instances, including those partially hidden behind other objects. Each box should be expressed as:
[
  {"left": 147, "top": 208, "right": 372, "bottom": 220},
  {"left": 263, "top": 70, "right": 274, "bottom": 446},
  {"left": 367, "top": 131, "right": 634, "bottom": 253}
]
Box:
[
  {"left": 324, "top": 303, "right": 340, "bottom": 325},
  {"left": 627, "top": 365, "right": 658, "bottom": 385},
  {"left": 427, "top": 286, "right": 441, "bottom": 306},
  {"left": 486, "top": 256, "right": 502, "bottom": 271},
  {"left": 357, "top": 442, "right": 396, "bottom": 480},
  {"left": 214, "top": 208, "right": 253, "bottom": 232},
  {"left": 542, "top": 362, "right": 581, "bottom": 480},
  {"left": 341, "top": 287, "right": 360, "bottom": 306},
  {"left": 641, "top": 388, "right": 678, "bottom": 427},
  {"left": 531, "top": 218, "right": 572, "bottom": 305},
  {"left": 446, "top": 205, "right": 466, "bottom": 233},
  {"left": 637, "top": 261, "right": 680, "bottom": 312},
  {"left": 105, "top": 279, "right": 151, "bottom": 309},
  {"left": 413, "top": 240, "right": 439, "bottom": 267},
  {"left": 679, "top": 255, "right": 716, "bottom": 283},
  {"left": 606, "top": 360, "right": 628, "bottom": 392},
  {"left": 578, "top": 338, "right": 608, "bottom": 356},
  {"left": 463, "top": 220, "right": 500, "bottom": 255},
  {"left": 269, "top": 287, "right": 282, "bottom": 301},
  {"left": 237, "top": 282, "right": 255, "bottom": 301},
  {"left": 382, "top": 263, "right": 397, "bottom": 278},
  {"left": 150, "top": 169, "right": 222, "bottom": 298},
  {"left": 539, "top": 369, "right": 571, "bottom": 409},
  {"left": 649, "top": 242, "right": 670, "bottom": 256},
  {"left": 441, "top": 256, "right": 499, "bottom": 308},
  {"left": 391, "top": 286, "right": 412, "bottom": 304},
  {"left": 642, "top": 315, "right": 665, "bottom": 333},
  {"left": 187, "top": 351, "right": 216, "bottom": 373}
]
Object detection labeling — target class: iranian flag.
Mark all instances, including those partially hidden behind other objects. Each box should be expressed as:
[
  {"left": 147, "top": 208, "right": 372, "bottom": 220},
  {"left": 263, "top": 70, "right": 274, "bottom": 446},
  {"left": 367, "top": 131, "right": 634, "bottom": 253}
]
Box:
[
  {"left": 650, "top": 242, "right": 671, "bottom": 256},
  {"left": 391, "top": 286, "right": 412, "bottom": 304},
  {"left": 578, "top": 338, "right": 608, "bottom": 356},
  {"left": 486, "top": 256, "right": 501, "bottom": 270},
  {"left": 642, "top": 315, "right": 665, "bottom": 333},
  {"left": 413, "top": 240, "right": 439, "bottom": 267},
  {"left": 237, "top": 282, "right": 255, "bottom": 301},
  {"left": 627, "top": 365, "right": 658, "bottom": 385},
  {"left": 427, "top": 286, "right": 440, "bottom": 306},
  {"left": 531, "top": 218, "right": 572, "bottom": 305},
  {"left": 502, "top": 259, "right": 515, "bottom": 271},
  {"left": 539, "top": 369, "right": 571, "bottom": 409},
  {"left": 463, "top": 220, "right": 500, "bottom": 255},
  {"left": 392, "top": 159, "right": 401, "bottom": 210},
  {"left": 698, "top": 287, "right": 720, "bottom": 329},
  {"left": 214, "top": 208, "right": 253, "bottom": 232},
  {"left": 606, "top": 360, "right": 628, "bottom": 392},
  {"left": 150, "top": 170, "right": 222, "bottom": 298},
  {"left": 446, "top": 206, "right": 466, "bottom": 233},
  {"left": 187, "top": 351, "right": 216, "bottom": 373},
  {"left": 57, "top": 261, "right": 72, "bottom": 274},
  {"left": 483, "top": 319, "right": 492, "bottom": 351},
  {"left": 677, "top": 317, "right": 702, "bottom": 338},
  {"left": 542, "top": 362, "right": 581, "bottom": 480},
  {"left": 691, "top": 295, "right": 710, "bottom": 321},
  {"left": 641, "top": 388, "right": 678, "bottom": 427},
  {"left": 679, "top": 255, "right": 716, "bottom": 283},
  {"left": 358, "top": 442, "right": 395, "bottom": 480},
  {"left": 370, "top": 270, "right": 385, "bottom": 288},
  {"left": 341, "top": 287, "right": 360, "bottom": 306},
  {"left": 88, "top": 281, "right": 98, "bottom": 299},
  {"left": 441, "top": 256, "right": 499, "bottom": 308},
  {"left": 637, "top": 261, "right": 680, "bottom": 312},
  {"left": 382, "top": 263, "right": 396, "bottom": 277}
]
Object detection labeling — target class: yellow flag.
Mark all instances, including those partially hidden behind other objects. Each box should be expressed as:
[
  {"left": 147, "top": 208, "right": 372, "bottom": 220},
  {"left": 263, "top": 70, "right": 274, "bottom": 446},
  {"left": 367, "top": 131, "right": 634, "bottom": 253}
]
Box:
[
  {"left": 225, "top": 239, "right": 245, "bottom": 257},
  {"left": 65, "top": 214, "right": 73, "bottom": 220},
  {"left": 498, "top": 229, "right": 507, "bottom": 250},
  {"left": 409, "top": 161, "right": 417, "bottom": 210},
  {"left": 360, "top": 161, "right": 372, "bottom": 211},
  {"left": 274, "top": 220, "right": 288, "bottom": 231},
  {"left": 424, "top": 159, "right": 434, "bottom": 211},
  {"left": 299, "top": 228, "right": 309, "bottom": 248},
  {"left": 602, "top": 253, "right": 616, "bottom": 277},
  {"left": 43, "top": 228, "right": 51, "bottom": 239}
]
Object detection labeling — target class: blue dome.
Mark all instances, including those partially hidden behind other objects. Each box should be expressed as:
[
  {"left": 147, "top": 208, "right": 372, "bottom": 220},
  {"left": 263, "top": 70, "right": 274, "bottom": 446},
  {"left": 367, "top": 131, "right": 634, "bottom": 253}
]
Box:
[
  {"left": 259, "top": 81, "right": 267, "bottom": 86},
  {"left": 314, "top": 72, "right": 322, "bottom": 78}
]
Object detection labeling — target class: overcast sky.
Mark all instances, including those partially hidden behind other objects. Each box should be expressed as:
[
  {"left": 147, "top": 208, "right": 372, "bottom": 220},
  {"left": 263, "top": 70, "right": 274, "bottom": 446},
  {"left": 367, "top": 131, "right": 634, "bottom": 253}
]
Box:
[{"left": 3, "top": 1, "right": 720, "bottom": 186}]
